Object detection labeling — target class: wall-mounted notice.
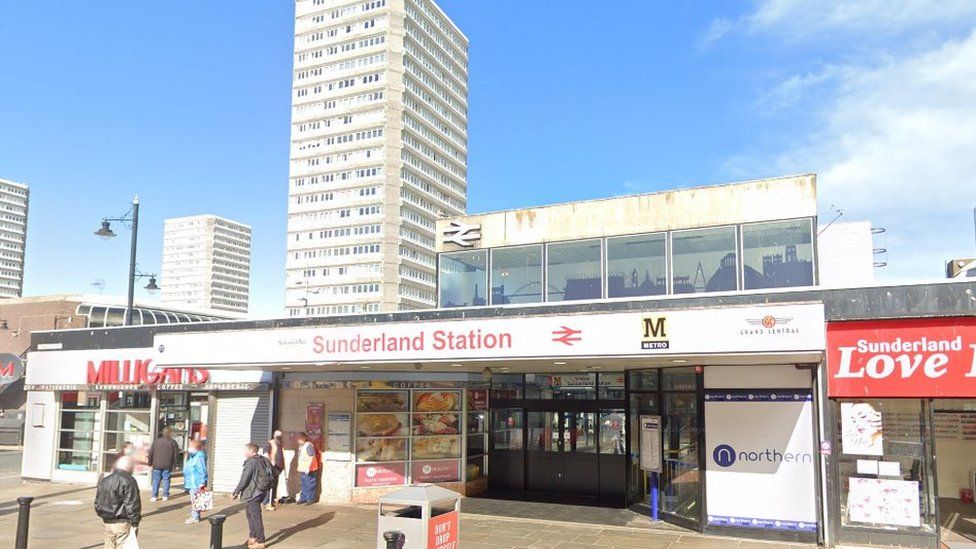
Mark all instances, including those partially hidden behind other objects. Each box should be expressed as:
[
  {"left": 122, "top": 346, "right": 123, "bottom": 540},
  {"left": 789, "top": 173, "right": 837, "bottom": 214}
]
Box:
[
  {"left": 848, "top": 477, "right": 921, "bottom": 527},
  {"left": 325, "top": 412, "right": 352, "bottom": 459},
  {"left": 841, "top": 402, "right": 883, "bottom": 456},
  {"left": 639, "top": 415, "right": 662, "bottom": 473}
]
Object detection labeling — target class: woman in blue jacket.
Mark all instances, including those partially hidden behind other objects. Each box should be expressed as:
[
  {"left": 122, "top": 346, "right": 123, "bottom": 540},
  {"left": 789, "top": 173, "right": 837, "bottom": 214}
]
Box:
[{"left": 183, "top": 440, "right": 208, "bottom": 524}]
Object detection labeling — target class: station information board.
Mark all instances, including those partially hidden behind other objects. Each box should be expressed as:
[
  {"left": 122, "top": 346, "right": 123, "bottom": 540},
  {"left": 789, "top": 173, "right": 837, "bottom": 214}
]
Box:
[{"left": 639, "top": 415, "right": 662, "bottom": 473}]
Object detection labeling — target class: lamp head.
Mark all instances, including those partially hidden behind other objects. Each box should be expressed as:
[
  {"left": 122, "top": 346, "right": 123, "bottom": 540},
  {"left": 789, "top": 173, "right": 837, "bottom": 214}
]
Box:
[
  {"left": 94, "top": 220, "right": 116, "bottom": 240},
  {"left": 143, "top": 276, "right": 160, "bottom": 294}
]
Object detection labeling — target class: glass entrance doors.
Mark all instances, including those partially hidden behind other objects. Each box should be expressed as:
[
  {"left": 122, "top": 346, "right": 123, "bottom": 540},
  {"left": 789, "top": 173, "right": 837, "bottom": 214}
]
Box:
[
  {"left": 526, "top": 411, "right": 599, "bottom": 496},
  {"left": 661, "top": 391, "right": 701, "bottom": 528}
]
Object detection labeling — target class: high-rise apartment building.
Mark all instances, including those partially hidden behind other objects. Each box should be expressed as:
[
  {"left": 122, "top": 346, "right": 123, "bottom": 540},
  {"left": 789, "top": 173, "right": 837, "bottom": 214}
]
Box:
[
  {"left": 161, "top": 215, "right": 252, "bottom": 313},
  {"left": 286, "top": 0, "right": 468, "bottom": 316},
  {"left": 0, "top": 178, "right": 29, "bottom": 299}
]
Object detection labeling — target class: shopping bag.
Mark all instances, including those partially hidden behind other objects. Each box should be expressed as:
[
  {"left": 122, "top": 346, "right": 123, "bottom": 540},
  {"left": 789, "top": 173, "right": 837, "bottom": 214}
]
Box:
[
  {"left": 191, "top": 489, "right": 214, "bottom": 511},
  {"left": 123, "top": 526, "right": 140, "bottom": 549}
]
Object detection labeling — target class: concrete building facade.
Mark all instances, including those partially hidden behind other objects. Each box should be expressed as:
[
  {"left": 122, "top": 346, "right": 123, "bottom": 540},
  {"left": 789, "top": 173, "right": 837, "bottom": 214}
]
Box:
[
  {"left": 0, "top": 178, "right": 29, "bottom": 299},
  {"left": 161, "top": 215, "right": 252, "bottom": 313},
  {"left": 286, "top": 0, "right": 468, "bottom": 317}
]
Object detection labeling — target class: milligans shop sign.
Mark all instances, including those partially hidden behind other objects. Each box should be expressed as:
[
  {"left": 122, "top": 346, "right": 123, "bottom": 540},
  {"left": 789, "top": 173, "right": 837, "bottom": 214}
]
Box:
[
  {"left": 87, "top": 359, "right": 210, "bottom": 385},
  {"left": 827, "top": 318, "right": 976, "bottom": 398}
]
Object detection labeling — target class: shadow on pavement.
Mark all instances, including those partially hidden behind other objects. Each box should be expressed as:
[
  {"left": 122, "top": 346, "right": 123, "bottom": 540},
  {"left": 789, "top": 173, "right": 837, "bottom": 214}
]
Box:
[
  {"left": 264, "top": 511, "right": 336, "bottom": 547},
  {"left": 0, "top": 485, "right": 97, "bottom": 517}
]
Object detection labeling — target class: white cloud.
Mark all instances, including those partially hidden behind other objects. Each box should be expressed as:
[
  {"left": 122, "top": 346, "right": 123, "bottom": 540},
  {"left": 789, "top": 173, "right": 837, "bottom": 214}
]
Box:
[
  {"left": 757, "top": 29, "right": 976, "bottom": 280},
  {"left": 697, "top": 18, "right": 734, "bottom": 51}
]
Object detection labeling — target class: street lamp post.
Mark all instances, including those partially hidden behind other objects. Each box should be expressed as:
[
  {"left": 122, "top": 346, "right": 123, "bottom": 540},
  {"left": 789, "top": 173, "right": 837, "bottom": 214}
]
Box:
[{"left": 95, "top": 196, "right": 159, "bottom": 326}]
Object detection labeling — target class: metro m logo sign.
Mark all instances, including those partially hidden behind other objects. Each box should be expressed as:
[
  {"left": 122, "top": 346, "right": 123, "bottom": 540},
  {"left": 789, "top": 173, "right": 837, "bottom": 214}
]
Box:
[{"left": 642, "top": 316, "right": 670, "bottom": 350}]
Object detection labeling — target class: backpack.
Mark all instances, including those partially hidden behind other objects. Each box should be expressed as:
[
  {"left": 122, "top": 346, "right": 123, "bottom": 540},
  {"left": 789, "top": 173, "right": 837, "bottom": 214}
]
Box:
[{"left": 254, "top": 456, "right": 275, "bottom": 492}]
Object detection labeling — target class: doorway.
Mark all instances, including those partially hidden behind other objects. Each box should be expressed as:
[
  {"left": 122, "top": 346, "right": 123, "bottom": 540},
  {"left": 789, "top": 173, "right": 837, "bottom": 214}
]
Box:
[
  {"left": 526, "top": 410, "right": 599, "bottom": 496},
  {"left": 933, "top": 399, "right": 976, "bottom": 545}
]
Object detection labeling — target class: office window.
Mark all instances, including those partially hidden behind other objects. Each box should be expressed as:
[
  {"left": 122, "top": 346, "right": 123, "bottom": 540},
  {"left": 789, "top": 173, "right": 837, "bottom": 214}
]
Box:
[
  {"left": 438, "top": 250, "right": 488, "bottom": 307},
  {"left": 742, "top": 219, "right": 814, "bottom": 289},
  {"left": 607, "top": 233, "right": 667, "bottom": 298},
  {"left": 671, "top": 227, "right": 737, "bottom": 294},
  {"left": 490, "top": 245, "right": 542, "bottom": 305},
  {"left": 547, "top": 240, "right": 602, "bottom": 302}
]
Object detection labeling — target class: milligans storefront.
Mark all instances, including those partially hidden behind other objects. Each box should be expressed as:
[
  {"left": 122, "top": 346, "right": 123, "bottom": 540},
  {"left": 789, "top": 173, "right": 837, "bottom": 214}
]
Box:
[
  {"left": 22, "top": 347, "right": 271, "bottom": 491},
  {"left": 152, "top": 301, "right": 827, "bottom": 541},
  {"left": 826, "top": 317, "right": 976, "bottom": 548}
]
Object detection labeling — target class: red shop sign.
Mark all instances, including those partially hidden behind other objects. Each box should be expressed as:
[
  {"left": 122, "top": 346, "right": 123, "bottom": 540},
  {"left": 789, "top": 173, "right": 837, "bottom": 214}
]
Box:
[
  {"left": 411, "top": 459, "right": 459, "bottom": 483},
  {"left": 827, "top": 318, "right": 976, "bottom": 398},
  {"left": 355, "top": 463, "right": 405, "bottom": 487}
]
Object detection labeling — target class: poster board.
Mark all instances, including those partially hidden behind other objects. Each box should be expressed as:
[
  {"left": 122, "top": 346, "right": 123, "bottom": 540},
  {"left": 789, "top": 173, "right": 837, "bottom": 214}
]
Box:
[
  {"left": 841, "top": 402, "right": 884, "bottom": 456},
  {"left": 848, "top": 477, "right": 921, "bottom": 527},
  {"left": 325, "top": 412, "right": 352, "bottom": 460},
  {"left": 639, "top": 415, "right": 662, "bottom": 473}
]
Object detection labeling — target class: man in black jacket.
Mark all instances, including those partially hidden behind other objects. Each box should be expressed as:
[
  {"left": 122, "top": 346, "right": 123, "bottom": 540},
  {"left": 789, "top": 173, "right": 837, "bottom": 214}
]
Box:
[
  {"left": 95, "top": 455, "right": 142, "bottom": 549},
  {"left": 232, "top": 443, "right": 267, "bottom": 549},
  {"left": 147, "top": 427, "right": 180, "bottom": 502}
]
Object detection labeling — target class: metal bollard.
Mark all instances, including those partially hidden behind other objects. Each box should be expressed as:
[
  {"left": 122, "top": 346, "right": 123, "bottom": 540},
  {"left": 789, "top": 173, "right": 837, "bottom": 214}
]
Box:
[
  {"left": 208, "top": 514, "right": 227, "bottom": 549},
  {"left": 383, "top": 530, "right": 403, "bottom": 549},
  {"left": 15, "top": 496, "right": 33, "bottom": 549}
]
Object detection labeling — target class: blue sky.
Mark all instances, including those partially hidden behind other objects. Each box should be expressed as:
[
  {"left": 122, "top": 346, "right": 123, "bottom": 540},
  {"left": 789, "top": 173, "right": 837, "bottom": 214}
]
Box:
[{"left": 2, "top": 1, "right": 975, "bottom": 317}]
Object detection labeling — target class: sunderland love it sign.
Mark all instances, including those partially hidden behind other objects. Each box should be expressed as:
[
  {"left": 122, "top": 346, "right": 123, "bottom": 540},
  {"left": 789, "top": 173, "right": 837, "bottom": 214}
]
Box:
[
  {"left": 152, "top": 303, "right": 825, "bottom": 367},
  {"left": 827, "top": 318, "right": 976, "bottom": 398}
]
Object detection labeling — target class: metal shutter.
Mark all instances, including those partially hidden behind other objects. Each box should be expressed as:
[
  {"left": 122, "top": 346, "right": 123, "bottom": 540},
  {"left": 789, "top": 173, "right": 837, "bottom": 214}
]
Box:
[{"left": 211, "top": 392, "right": 271, "bottom": 493}]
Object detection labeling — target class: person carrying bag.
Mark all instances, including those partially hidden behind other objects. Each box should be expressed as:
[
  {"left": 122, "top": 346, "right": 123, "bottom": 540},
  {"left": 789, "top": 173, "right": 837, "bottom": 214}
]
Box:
[{"left": 183, "top": 440, "right": 210, "bottom": 524}]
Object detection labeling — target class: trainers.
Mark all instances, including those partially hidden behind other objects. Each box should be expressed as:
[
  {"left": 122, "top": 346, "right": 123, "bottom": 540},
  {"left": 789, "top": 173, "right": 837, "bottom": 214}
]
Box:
[
  {"left": 162, "top": 496, "right": 169, "bottom": 501},
  {"left": 184, "top": 518, "right": 199, "bottom": 524},
  {"left": 248, "top": 542, "right": 266, "bottom": 549},
  {"left": 150, "top": 497, "right": 158, "bottom": 502},
  {"left": 265, "top": 504, "right": 275, "bottom": 511}
]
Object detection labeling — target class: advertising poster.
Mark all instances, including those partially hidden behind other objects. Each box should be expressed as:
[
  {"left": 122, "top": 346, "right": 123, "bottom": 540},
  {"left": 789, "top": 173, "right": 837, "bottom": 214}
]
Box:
[
  {"left": 704, "top": 389, "right": 817, "bottom": 532},
  {"left": 428, "top": 510, "right": 459, "bottom": 549},
  {"left": 411, "top": 459, "right": 460, "bottom": 483},
  {"left": 841, "top": 402, "right": 884, "bottom": 456},
  {"left": 848, "top": 477, "right": 921, "bottom": 527},
  {"left": 355, "top": 463, "right": 406, "bottom": 487},
  {"left": 305, "top": 403, "right": 324, "bottom": 450}
]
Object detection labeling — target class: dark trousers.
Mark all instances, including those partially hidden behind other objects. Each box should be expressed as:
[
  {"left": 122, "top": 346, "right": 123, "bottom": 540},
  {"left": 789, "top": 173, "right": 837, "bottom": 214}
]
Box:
[
  {"left": 263, "top": 472, "right": 282, "bottom": 505},
  {"left": 246, "top": 492, "right": 266, "bottom": 542}
]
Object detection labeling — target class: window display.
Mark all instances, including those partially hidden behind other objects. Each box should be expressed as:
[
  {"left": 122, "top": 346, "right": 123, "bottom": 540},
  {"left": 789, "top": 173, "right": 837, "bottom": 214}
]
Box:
[{"left": 354, "top": 386, "right": 484, "bottom": 487}]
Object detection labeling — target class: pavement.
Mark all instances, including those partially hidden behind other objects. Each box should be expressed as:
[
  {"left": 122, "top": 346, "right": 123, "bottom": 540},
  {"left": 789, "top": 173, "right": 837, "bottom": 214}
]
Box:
[{"left": 0, "top": 448, "right": 816, "bottom": 548}]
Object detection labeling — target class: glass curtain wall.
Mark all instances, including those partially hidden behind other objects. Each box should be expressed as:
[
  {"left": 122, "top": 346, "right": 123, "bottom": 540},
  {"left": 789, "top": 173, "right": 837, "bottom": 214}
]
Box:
[
  {"left": 607, "top": 234, "right": 667, "bottom": 298},
  {"left": 742, "top": 219, "right": 814, "bottom": 289},
  {"left": 671, "top": 227, "right": 737, "bottom": 294},
  {"left": 547, "top": 240, "right": 602, "bottom": 302},
  {"left": 490, "top": 245, "right": 542, "bottom": 305},
  {"left": 438, "top": 250, "right": 488, "bottom": 307}
]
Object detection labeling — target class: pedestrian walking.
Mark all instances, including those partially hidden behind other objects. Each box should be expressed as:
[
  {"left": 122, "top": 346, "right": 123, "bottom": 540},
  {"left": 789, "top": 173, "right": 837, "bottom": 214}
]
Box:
[
  {"left": 94, "top": 455, "right": 142, "bottom": 549},
  {"left": 295, "top": 432, "right": 319, "bottom": 505},
  {"left": 263, "top": 430, "right": 287, "bottom": 510},
  {"left": 232, "top": 442, "right": 275, "bottom": 549},
  {"left": 147, "top": 427, "right": 180, "bottom": 502},
  {"left": 183, "top": 439, "right": 208, "bottom": 524}
]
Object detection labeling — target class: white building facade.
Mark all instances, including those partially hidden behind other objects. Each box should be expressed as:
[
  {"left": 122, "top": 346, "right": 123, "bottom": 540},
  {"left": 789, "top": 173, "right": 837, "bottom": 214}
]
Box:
[
  {"left": 286, "top": 0, "right": 468, "bottom": 316},
  {"left": 161, "top": 215, "right": 252, "bottom": 313},
  {"left": 0, "top": 178, "right": 29, "bottom": 299}
]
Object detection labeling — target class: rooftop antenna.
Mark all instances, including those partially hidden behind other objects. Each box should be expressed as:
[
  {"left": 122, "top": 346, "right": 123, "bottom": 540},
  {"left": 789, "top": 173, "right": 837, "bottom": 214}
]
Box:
[
  {"left": 91, "top": 278, "right": 106, "bottom": 293},
  {"left": 817, "top": 205, "right": 844, "bottom": 235}
]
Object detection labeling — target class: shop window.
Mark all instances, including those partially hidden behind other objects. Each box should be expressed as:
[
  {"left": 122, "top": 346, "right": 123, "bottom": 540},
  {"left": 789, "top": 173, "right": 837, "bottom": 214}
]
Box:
[
  {"left": 438, "top": 250, "right": 488, "bottom": 307},
  {"left": 466, "top": 386, "right": 488, "bottom": 481},
  {"left": 628, "top": 370, "right": 660, "bottom": 392},
  {"left": 491, "top": 407, "right": 523, "bottom": 450},
  {"left": 836, "top": 399, "right": 937, "bottom": 533},
  {"left": 490, "top": 245, "right": 542, "bottom": 304},
  {"left": 662, "top": 367, "right": 698, "bottom": 391},
  {"left": 102, "top": 391, "right": 152, "bottom": 474},
  {"left": 354, "top": 388, "right": 475, "bottom": 487},
  {"left": 525, "top": 373, "right": 596, "bottom": 400},
  {"left": 607, "top": 233, "right": 667, "bottom": 298},
  {"left": 598, "top": 372, "right": 626, "bottom": 400},
  {"left": 546, "top": 240, "right": 602, "bottom": 302},
  {"left": 490, "top": 373, "right": 523, "bottom": 400},
  {"left": 742, "top": 219, "right": 814, "bottom": 289},
  {"left": 671, "top": 227, "right": 737, "bottom": 294},
  {"left": 57, "top": 392, "right": 100, "bottom": 472}
]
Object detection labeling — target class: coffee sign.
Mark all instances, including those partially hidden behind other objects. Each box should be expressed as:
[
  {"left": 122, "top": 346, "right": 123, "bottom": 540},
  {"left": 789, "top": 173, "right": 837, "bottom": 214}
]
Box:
[{"left": 827, "top": 318, "right": 976, "bottom": 398}]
